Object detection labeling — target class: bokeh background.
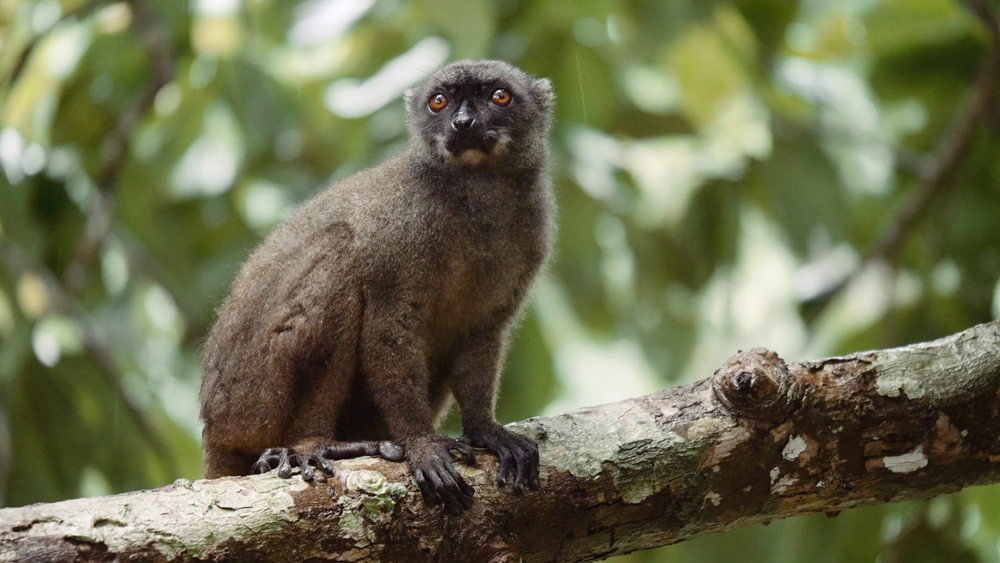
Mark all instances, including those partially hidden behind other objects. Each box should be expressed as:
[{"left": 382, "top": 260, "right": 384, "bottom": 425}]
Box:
[{"left": 2, "top": 0, "right": 1000, "bottom": 561}]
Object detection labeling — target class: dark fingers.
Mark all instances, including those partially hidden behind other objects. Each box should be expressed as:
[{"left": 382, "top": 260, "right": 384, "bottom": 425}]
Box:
[
  {"left": 511, "top": 436, "right": 539, "bottom": 493},
  {"left": 378, "top": 441, "right": 405, "bottom": 461},
  {"left": 448, "top": 440, "right": 477, "bottom": 466},
  {"left": 276, "top": 448, "right": 294, "bottom": 479}
]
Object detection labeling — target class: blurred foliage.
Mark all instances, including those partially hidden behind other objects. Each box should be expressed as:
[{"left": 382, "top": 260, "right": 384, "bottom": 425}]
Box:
[{"left": 2, "top": 0, "right": 1000, "bottom": 561}]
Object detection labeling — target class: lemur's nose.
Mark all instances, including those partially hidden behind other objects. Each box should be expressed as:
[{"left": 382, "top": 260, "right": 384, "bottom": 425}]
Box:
[{"left": 451, "top": 101, "right": 476, "bottom": 131}]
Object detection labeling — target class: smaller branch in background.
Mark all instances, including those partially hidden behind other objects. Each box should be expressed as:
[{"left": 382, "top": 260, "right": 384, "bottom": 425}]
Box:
[
  {"left": 871, "top": 2, "right": 1000, "bottom": 260},
  {"left": 804, "top": 13, "right": 1000, "bottom": 322},
  {"left": 962, "top": 0, "right": 1000, "bottom": 133},
  {"left": 96, "top": 0, "right": 174, "bottom": 194},
  {"left": 962, "top": 0, "right": 1000, "bottom": 45},
  {"left": 0, "top": 242, "right": 179, "bottom": 479},
  {"left": 866, "top": 55, "right": 994, "bottom": 263},
  {"left": 1, "top": 0, "right": 107, "bottom": 89},
  {"left": 65, "top": 0, "right": 176, "bottom": 291}
]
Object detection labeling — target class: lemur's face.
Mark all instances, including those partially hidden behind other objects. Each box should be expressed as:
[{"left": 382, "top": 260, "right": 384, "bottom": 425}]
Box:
[{"left": 406, "top": 60, "right": 553, "bottom": 168}]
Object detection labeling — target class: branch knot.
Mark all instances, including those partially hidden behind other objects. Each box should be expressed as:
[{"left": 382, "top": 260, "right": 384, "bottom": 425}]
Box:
[{"left": 712, "top": 347, "right": 800, "bottom": 420}]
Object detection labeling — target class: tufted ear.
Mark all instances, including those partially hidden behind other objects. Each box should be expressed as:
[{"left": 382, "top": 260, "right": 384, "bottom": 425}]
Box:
[
  {"left": 533, "top": 78, "right": 554, "bottom": 111},
  {"left": 403, "top": 88, "right": 417, "bottom": 116}
]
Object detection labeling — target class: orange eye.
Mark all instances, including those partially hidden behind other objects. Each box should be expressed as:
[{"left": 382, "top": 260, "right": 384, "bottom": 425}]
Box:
[
  {"left": 491, "top": 88, "right": 512, "bottom": 107},
  {"left": 428, "top": 93, "right": 449, "bottom": 112}
]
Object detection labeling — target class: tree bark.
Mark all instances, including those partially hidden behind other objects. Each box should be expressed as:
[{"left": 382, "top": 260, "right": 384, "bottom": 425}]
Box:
[{"left": 2, "top": 321, "right": 999, "bottom": 563}]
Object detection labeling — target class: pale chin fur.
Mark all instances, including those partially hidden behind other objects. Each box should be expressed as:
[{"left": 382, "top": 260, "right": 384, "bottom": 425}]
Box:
[
  {"left": 454, "top": 149, "right": 488, "bottom": 166},
  {"left": 437, "top": 130, "right": 512, "bottom": 167}
]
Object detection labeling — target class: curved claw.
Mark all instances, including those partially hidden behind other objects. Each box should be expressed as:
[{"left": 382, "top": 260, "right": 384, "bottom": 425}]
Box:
[
  {"left": 460, "top": 425, "right": 539, "bottom": 493},
  {"left": 252, "top": 446, "right": 337, "bottom": 481},
  {"left": 407, "top": 436, "right": 476, "bottom": 514},
  {"left": 277, "top": 449, "right": 296, "bottom": 479},
  {"left": 447, "top": 438, "right": 478, "bottom": 466},
  {"left": 253, "top": 447, "right": 302, "bottom": 478},
  {"left": 253, "top": 441, "right": 406, "bottom": 480},
  {"left": 253, "top": 448, "right": 285, "bottom": 474}
]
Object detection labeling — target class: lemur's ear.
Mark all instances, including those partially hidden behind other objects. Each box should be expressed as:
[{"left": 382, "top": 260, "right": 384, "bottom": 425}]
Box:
[{"left": 534, "top": 78, "right": 555, "bottom": 110}]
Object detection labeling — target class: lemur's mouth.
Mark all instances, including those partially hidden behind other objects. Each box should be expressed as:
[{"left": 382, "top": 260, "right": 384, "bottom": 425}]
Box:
[{"left": 444, "top": 129, "right": 499, "bottom": 155}]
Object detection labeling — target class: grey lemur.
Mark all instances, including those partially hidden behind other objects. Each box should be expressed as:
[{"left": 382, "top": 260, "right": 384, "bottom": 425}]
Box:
[{"left": 199, "top": 60, "right": 555, "bottom": 515}]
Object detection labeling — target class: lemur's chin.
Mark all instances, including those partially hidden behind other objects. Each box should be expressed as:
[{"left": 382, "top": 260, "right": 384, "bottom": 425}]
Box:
[{"left": 452, "top": 149, "right": 488, "bottom": 166}]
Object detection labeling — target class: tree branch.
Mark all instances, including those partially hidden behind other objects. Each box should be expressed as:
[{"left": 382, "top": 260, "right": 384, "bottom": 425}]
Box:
[
  {"left": 65, "top": 0, "right": 176, "bottom": 290},
  {"left": 805, "top": 2, "right": 1000, "bottom": 320},
  {"left": 2, "top": 320, "right": 999, "bottom": 562},
  {"left": 0, "top": 0, "right": 107, "bottom": 89},
  {"left": 0, "top": 242, "right": 179, "bottom": 479}
]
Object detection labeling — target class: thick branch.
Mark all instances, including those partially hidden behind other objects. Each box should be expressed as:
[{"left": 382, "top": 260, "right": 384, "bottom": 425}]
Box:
[{"left": 2, "top": 321, "right": 1000, "bottom": 562}]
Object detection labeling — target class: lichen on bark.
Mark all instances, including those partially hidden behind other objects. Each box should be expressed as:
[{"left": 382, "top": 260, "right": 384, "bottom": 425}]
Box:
[{"left": 3, "top": 321, "right": 1000, "bottom": 563}]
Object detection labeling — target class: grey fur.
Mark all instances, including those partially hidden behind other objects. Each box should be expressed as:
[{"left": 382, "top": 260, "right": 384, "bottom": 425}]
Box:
[{"left": 200, "top": 60, "right": 555, "bottom": 514}]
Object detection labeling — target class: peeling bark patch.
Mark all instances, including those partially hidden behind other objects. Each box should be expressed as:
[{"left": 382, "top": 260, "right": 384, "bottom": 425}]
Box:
[
  {"left": 782, "top": 436, "right": 807, "bottom": 461},
  {"left": 873, "top": 324, "right": 1000, "bottom": 403},
  {"left": 883, "top": 446, "right": 928, "bottom": 474},
  {"left": 704, "top": 427, "right": 750, "bottom": 467},
  {"left": 687, "top": 417, "right": 732, "bottom": 440},
  {"left": 215, "top": 485, "right": 262, "bottom": 510},
  {"left": 526, "top": 401, "right": 701, "bottom": 505},
  {"left": 772, "top": 474, "right": 798, "bottom": 495}
]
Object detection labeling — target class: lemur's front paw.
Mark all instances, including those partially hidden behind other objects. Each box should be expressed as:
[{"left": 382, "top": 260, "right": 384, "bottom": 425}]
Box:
[
  {"left": 406, "top": 435, "right": 477, "bottom": 515},
  {"left": 461, "top": 425, "right": 539, "bottom": 493},
  {"left": 254, "top": 441, "right": 405, "bottom": 480},
  {"left": 253, "top": 446, "right": 333, "bottom": 480}
]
